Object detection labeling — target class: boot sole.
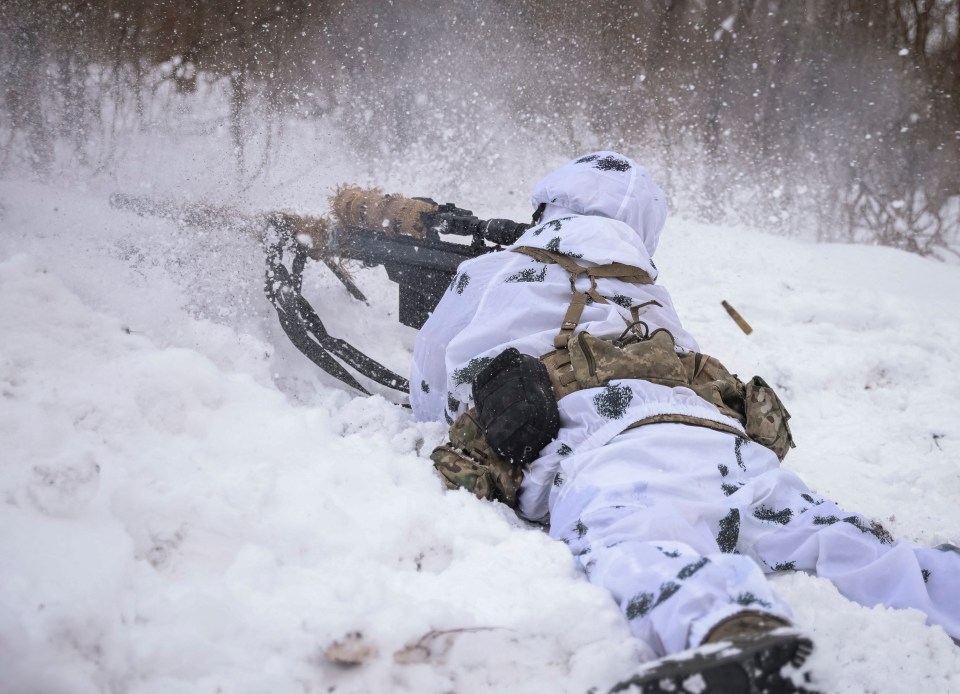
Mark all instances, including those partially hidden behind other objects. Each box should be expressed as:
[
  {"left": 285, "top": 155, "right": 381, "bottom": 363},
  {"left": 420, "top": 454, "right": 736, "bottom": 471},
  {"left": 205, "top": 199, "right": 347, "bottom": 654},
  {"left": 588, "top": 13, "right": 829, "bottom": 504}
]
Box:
[{"left": 609, "top": 630, "right": 816, "bottom": 693}]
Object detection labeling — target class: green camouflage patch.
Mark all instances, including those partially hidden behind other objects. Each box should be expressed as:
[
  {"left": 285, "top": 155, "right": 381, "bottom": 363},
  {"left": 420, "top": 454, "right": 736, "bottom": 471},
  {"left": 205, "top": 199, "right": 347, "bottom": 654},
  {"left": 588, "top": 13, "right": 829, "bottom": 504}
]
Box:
[
  {"left": 653, "top": 581, "right": 681, "bottom": 608},
  {"left": 446, "top": 392, "right": 460, "bottom": 414},
  {"left": 626, "top": 592, "right": 655, "bottom": 619},
  {"left": 605, "top": 294, "right": 635, "bottom": 309},
  {"left": 753, "top": 505, "right": 793, "bottom": 525},
  {"left": 453, "top": 356, "right": 494, "bottom": 386},
  {"left": 735, "top": 437, "right": 747, "bottom": 470},
  {"left": 625, "top": 580, "right": 683, "bottom": 621},
  {"left": 842, "top": 516, "right": 894, "bottom": 545},
  {"left": 677, "top": 558, "right": 709, "bottom": 579},
  {"left": 734, "top": 592, "right": 772, "bottom": 609},
  {"left": 533, "top": 217, "right": 572, "bottom": 236},
  {"left": 545, "top": 236, "right": 583, "bottom": 259},
  {"left": 593, "top": 383, "right": 633, "bottom": 420},
  {"left": 718, "top": 509, "right": 740, "bottom": 553},
  {"left": 505, "top": 265, "right": 547, "bottom": 283}
]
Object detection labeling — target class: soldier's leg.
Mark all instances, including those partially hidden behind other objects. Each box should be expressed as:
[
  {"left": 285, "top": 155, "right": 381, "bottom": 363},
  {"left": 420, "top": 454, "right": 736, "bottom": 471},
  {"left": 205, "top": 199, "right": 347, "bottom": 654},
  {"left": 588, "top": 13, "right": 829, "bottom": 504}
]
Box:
[
  {"left": 548, "top": 425, "right": 793, "bottom": 656},
  {"left": 726, "top": 438, "right": 960, "bottom": 640}
]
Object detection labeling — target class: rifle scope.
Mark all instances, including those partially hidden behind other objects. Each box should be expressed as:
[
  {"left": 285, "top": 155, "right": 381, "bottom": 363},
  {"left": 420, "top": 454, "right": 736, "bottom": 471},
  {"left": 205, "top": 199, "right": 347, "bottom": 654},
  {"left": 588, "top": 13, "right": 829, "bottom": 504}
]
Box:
[{"left": 430, "top": 203, "right": 531, "bottom": 248}]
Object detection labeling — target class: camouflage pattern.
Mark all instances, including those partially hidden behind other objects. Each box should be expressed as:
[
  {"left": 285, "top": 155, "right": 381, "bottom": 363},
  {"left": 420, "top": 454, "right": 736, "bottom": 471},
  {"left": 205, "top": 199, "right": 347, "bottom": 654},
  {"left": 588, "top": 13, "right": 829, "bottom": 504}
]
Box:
[
  {"left": 430, "top": 408, "right": 523, "bottom": 508},
  {"left": 568, "top": 329, "right": 687, "bottom": 389},
  {"left": 547, "top": 329, "right": 795, "bottom": 460},
  {"left": 743, "top": 376, "right": 795, "bottom": 461}
]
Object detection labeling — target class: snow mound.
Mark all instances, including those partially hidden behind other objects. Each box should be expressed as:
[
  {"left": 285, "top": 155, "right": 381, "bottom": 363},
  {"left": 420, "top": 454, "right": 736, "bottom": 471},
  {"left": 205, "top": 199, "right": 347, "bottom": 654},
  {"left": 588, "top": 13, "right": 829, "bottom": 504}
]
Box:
[{"left": 1, "top": 181, "right": 959, "bottom": 692}]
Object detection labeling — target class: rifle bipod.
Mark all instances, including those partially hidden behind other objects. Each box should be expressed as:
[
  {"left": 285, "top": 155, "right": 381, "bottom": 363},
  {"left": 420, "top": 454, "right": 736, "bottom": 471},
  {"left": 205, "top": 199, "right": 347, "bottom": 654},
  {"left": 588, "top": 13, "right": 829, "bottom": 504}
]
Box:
[{"left": 264, "top": 216, "right": 411, "bottom": 400}]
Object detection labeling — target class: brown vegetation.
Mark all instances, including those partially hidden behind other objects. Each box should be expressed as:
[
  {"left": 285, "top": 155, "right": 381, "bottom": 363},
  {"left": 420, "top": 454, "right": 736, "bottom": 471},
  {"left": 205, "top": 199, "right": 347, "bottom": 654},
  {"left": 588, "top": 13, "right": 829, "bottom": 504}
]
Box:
[{"left": 1, "top": 1, "right": 958, "bottom": 257}]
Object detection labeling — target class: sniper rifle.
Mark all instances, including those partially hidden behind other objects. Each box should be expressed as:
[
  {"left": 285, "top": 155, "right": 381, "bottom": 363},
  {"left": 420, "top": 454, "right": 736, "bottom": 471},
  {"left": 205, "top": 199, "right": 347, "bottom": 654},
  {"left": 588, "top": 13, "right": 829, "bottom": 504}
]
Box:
[{"left": 109, "top": 188, "right": 531, "bottom": 400}]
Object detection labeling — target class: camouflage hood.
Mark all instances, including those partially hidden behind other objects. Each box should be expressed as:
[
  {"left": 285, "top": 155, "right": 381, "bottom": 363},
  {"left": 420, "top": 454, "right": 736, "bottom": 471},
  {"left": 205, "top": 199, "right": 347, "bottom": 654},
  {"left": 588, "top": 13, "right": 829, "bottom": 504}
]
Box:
[{"left": 530, "top": 152, "right": 667, "bottom": 257}]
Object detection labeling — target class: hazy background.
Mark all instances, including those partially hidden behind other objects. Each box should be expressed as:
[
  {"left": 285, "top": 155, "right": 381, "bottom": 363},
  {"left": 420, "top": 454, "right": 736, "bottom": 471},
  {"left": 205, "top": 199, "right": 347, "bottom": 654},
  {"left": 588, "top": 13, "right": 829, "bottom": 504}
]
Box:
[
  {"left": 2, "top": 7, "right": 960, "bottom": 691},
  {"left": 2, "top": 0, "right": 959, "bottom": 258}
]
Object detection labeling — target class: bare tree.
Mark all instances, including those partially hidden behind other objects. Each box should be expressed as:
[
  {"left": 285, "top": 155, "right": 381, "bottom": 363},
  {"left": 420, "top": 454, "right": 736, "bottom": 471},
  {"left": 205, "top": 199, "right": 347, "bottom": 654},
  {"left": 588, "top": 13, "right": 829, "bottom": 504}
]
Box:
[{"left": 1, "top": 0, "right": 956, "bottom": 256}]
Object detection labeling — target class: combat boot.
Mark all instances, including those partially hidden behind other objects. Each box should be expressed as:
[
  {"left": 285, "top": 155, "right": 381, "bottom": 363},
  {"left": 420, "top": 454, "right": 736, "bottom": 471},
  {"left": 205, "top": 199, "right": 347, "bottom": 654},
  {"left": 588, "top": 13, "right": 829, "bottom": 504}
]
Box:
[{"left": 608, "top": 611, "right": 816, "bottom": 693}]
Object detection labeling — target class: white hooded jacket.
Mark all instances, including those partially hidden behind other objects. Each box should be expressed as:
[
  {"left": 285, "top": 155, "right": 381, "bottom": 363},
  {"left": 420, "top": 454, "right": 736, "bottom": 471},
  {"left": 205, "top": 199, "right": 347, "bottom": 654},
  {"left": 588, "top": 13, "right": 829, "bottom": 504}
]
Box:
[{"left": 411, "top": 152, "right": 745, "bottom": 522}]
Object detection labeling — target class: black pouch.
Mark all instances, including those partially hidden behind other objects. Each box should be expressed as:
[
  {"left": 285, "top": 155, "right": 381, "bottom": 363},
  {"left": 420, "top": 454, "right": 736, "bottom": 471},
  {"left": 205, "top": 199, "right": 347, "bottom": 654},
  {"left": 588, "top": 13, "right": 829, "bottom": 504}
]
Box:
[{"left": 472, "top": 348, "right": 561, "bottom": 467}]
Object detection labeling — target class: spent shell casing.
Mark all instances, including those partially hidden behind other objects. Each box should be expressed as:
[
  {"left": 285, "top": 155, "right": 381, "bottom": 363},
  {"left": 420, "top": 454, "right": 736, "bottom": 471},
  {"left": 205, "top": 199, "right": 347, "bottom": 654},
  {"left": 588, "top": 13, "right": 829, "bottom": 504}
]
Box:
[{"left": 721, "top": 300, "right": 753, "bottom": 335}]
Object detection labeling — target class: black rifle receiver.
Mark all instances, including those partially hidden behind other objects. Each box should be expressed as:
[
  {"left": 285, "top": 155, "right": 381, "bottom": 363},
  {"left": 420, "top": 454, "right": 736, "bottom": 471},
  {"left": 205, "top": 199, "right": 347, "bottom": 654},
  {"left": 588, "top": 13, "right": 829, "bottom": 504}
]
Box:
[
  {"left": 108, "top": 189, "right": 531, "bottom": 398},
  {"left": 265, "top": 199, "right": 531, "bottom": 397},
  {"left": 328, "top": 200, "right": 530, "bottom": 329}
]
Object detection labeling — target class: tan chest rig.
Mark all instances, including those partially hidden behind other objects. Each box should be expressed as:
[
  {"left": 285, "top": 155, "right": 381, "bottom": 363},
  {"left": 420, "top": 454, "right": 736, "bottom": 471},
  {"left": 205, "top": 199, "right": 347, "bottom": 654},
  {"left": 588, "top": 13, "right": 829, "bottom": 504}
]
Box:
[{"left": 431, "top": 247, "right": 795, "bottom": 508}]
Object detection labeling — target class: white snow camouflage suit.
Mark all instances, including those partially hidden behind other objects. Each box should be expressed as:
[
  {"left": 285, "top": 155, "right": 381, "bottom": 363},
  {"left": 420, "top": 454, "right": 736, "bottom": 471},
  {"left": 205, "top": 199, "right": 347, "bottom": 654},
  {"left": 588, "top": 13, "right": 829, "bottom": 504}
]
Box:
[{"left": 411, "top": 151, "right": 960, "bottom": 655}]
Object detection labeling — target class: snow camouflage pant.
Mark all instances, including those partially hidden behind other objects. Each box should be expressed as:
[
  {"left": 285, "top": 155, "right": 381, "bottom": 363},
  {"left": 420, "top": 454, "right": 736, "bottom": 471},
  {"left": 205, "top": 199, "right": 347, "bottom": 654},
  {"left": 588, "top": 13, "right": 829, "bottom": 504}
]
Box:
[{"left": 547, "top": 422, "right": 960, "bottom": 656}]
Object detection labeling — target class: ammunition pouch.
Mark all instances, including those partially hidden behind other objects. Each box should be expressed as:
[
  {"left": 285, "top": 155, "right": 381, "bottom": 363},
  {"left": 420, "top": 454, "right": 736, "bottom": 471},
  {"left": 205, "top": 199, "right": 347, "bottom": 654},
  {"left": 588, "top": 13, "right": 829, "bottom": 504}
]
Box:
[
  {"left": 743, "top": 376, "right": 794, "bottom": 461},
  {"left": 543, "top": 329, "right": 795, "bottom": 460},
  {"left": 435, "top": 244, "right": 794, "bottom": 515},
  {"left": 430, "top": 408, "right": 523, "bottom": 508},
  {"left": 472, "top": 348, "right": 561, "bottom": 467}
]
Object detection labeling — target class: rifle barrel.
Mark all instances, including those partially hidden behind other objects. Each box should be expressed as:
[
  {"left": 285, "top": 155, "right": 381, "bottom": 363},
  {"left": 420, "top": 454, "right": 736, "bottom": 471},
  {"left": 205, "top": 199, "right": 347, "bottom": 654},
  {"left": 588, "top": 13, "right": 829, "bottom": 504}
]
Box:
[{"left": 332, "top": 225, "right": 487, "bottom": 272}]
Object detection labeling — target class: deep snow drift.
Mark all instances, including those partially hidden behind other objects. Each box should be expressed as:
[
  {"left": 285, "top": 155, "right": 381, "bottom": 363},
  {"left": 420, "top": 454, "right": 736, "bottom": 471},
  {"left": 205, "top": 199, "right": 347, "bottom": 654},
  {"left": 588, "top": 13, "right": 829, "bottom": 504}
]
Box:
[{"left": 1, "top": 173, "right": 959, "bottom": 693}]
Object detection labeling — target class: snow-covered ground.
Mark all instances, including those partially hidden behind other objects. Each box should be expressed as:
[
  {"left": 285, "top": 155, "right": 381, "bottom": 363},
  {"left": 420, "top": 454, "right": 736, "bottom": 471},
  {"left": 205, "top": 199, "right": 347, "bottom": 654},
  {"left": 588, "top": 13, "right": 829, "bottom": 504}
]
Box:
[{"left": 1, "top": 148, "right": 959, "bottom": 693}]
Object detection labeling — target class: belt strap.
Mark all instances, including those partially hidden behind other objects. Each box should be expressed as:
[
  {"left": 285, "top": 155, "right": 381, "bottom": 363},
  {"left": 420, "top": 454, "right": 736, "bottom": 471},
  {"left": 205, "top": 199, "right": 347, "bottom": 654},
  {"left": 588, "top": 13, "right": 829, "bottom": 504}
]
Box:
[{"left": 623, "top": 413, "right": 745, "bottom": 438}]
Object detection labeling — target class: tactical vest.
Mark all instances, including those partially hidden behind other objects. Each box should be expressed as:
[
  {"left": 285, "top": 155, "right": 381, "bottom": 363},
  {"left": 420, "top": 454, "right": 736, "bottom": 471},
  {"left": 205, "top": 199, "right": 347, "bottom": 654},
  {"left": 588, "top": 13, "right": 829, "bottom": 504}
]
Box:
[
  {"left": 512, "top": 246, "right": 795, "bottom": 461},
  {"left": 430, "top": 247, "right": 796, "bottom": 511}
]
